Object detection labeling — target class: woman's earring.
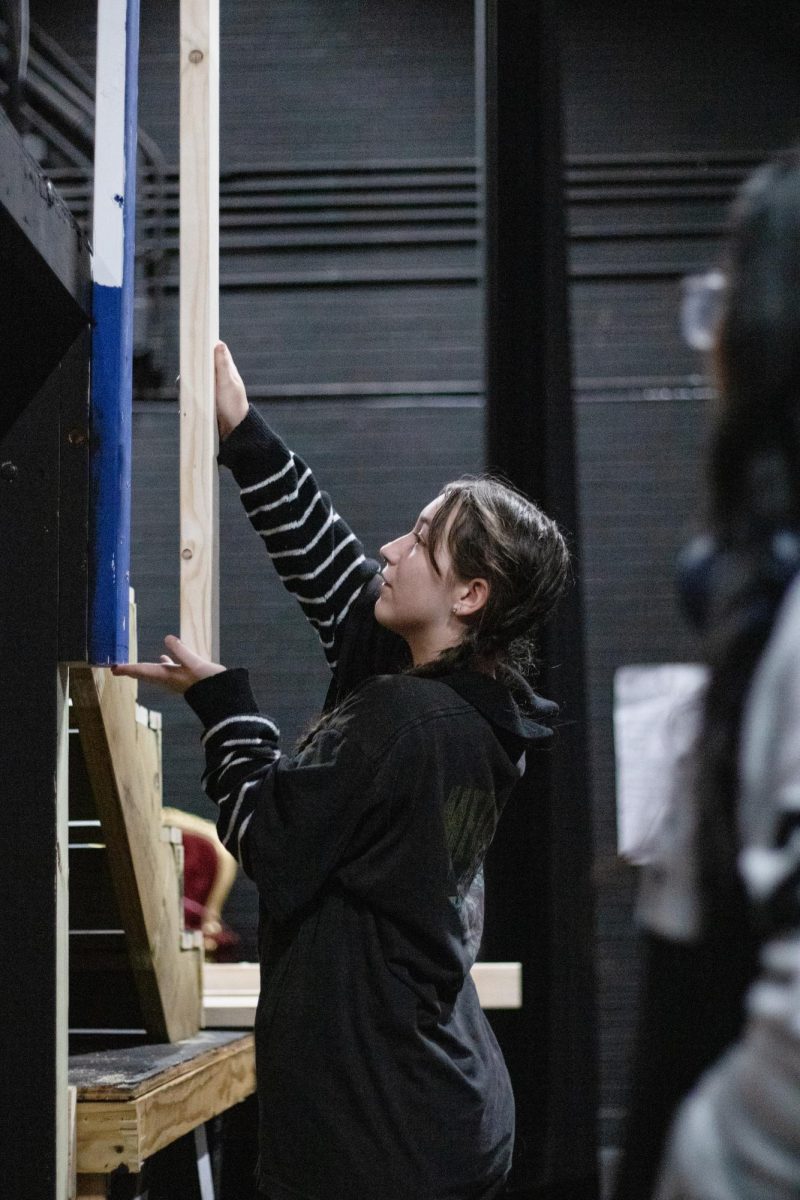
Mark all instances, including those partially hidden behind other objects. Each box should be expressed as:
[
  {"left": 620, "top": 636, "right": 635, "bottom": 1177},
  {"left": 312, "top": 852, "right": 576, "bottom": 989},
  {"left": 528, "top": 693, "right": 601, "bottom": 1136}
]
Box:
[{"left": 452, "top": 605, "right": 460, "bottom": 615}]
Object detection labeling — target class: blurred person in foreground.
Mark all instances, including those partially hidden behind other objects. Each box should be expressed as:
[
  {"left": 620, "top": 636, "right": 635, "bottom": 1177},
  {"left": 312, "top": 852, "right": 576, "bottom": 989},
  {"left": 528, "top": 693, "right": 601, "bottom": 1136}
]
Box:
[{"left": 615, "top": 148, "right": 800, "bottom": 1200}]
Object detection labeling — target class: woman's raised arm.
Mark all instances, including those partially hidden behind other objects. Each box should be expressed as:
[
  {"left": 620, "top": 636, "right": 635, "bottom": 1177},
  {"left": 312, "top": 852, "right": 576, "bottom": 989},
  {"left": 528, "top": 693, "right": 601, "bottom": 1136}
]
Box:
[{"left": 214, "top": 342, "right": 377, "bottom": 672}]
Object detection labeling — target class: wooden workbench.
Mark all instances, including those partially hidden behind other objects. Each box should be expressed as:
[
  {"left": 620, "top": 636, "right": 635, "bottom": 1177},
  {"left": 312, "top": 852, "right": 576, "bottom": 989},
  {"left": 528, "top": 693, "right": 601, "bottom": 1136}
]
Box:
[{"left": 70, "top": 1030, "right": 255, "bottom": 1196}]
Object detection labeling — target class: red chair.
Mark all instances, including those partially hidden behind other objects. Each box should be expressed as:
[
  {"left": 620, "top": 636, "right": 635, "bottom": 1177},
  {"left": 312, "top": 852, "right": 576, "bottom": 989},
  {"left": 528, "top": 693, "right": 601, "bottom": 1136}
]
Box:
[{"left": 162, "top": 807, "right": 241, "bottom": 961}]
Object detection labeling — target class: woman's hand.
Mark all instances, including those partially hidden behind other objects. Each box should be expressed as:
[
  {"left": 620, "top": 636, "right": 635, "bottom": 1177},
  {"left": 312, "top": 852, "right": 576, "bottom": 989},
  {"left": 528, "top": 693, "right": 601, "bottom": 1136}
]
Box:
[
  {"left": 215, "top": 340, "right": 249, "bottom": 439},
  {"left": 111, "top": 635, "right": 226, "bottom": 695}
]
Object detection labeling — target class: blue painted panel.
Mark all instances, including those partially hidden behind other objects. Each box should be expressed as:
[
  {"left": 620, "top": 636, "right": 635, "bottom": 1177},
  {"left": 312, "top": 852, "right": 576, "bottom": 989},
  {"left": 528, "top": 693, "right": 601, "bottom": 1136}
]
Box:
[
  {"left": 89, "top": 0, "right": 140, "bottom": 664},
  {"left": 89, "top": 281, "right": 131, "bottom": 663}
]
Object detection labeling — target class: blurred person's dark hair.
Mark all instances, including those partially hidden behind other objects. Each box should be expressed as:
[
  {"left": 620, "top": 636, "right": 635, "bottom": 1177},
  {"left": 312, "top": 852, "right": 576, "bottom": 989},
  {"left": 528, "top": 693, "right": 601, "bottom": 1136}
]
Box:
[{"left": 686, "top": 147, "right": 800, "bottom": 930}]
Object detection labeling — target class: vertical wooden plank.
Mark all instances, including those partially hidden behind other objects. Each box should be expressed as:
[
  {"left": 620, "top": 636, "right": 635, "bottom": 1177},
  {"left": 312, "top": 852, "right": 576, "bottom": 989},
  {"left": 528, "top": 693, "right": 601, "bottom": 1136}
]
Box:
[
  {"left": 89, "top": 0, "right": 140, "bottom": 665},
  {"left": 67, "top": 1084, "right": 78, "bottom": 1199},
  {"left": 70, "top": 663, "right": 203, "bottom": 1043},
  {"left": 180, "top": 0, "right": 220, "bottom": 662},
  {"left": 57, "top": 664, "right": 71, "bottom": 1200}
]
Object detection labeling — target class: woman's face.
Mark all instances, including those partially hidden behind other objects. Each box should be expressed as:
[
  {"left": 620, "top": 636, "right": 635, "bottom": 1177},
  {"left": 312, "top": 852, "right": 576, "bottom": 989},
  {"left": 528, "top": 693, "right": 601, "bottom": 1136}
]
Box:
[{"left": 374, "top": 496, "right": 461, "bottom": 649}]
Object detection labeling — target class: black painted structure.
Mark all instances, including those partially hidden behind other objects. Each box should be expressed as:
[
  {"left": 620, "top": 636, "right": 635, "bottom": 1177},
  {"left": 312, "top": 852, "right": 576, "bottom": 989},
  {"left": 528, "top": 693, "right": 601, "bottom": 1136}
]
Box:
[
  {"left": 0, "top": 107, "right": 91, "bottom": 1200},
  {"left": 480, "top": 3, "right": 597, "bottom": 1197}
]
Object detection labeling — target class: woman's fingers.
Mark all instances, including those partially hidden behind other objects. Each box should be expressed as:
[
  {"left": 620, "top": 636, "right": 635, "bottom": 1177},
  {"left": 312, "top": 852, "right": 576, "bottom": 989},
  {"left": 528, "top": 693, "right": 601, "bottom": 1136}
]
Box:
[
  {"left": 214, "top": 340, "right": 249, "bottom": 439},
  {"left": 163, "top": 634, "right": 204, "bottom": 670},
  {"left": 110, "top": 636, "right": 225, "bottom": 695},
  {"left": 111, "top": 661, "right": 180, "bottom": 687},
  {"left": 163, "top": 635, "right": 225, "bottom": 679}
]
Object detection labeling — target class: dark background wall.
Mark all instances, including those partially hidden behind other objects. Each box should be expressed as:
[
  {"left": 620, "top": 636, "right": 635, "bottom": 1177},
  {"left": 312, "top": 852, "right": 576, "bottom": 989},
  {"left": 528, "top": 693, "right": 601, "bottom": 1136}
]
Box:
[
  {"left": 28, "top": 0, "right": 800, "bottom": 1160},
  {"left": 563, "top": 0, "right": 800, "bottom": 1149}
]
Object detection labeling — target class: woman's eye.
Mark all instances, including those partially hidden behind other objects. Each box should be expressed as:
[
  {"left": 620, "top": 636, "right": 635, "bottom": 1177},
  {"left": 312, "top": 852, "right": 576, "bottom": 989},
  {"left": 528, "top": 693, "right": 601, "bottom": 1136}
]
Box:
[{"left": 413, "top": 531, "right": 426, "bottom": 546}]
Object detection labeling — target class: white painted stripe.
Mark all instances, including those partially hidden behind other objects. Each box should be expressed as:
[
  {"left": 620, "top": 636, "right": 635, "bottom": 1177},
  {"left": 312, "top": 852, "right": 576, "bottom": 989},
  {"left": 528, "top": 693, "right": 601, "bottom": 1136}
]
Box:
[
  {"left": 246, "top": 467, "right": 312, "bottom": 516},
  {"left": 237, "top": 811, "right": 254, "bottom": 866},
  {"left": 310, "top": 580, "right": 366, "bottom": 651},
  {"left": 280, "top": 533, "right": 357, "bottom": 583},
  {"left": 269, "top": 509, "right": 336, "bottom": 558},
  {"left": 240, "top": 455, "right": 295, "bottom": 496},
  {"left": 309, "top": 613, "right": 336, "bottom": 629},
  {"left": 221, "top": 780, "right": 258, "bottom": 847},
  {"left": 221, "top": 738, "right": 272, "bottom": 747},
  {"left": 202, "top": 713, "right": 279, "bottom": 744},
  {"left": 218, "top": 756, "right": 251, "bottom": 778},
  {"left": 335, "top": 578, "right": 372, "bottom": 628},
  {"left": 258, "top": 491, "right": 323, "bottom": 536},
  {"left": 294, "top": 556, "right": 365, "bottom": 605},
  {"left": 92, "top": 0, "right": 128, "bottom": 287}
]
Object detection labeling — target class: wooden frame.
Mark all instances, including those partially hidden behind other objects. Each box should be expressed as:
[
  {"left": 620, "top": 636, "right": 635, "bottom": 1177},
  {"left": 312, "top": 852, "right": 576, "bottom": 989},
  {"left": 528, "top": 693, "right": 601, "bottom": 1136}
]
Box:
[
  {"left": 70, "top": 596, "right": 203, "bottom": 1042},
  {"left": 71, "top": 1032, "right": 255, "bottom": 1176}
]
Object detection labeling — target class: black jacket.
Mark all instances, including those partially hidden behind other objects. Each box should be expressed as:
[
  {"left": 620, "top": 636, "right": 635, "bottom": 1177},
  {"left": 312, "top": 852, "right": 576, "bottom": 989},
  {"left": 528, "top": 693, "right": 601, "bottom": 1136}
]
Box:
[{"left": 185, "top": 406, "right": 557, "bottom": 1200}]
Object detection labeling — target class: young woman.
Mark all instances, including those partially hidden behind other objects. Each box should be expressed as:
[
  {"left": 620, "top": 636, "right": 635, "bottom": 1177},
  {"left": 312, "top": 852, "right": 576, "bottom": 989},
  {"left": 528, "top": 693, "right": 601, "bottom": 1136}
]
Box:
[
  {"left": 115, "top": 343, "right": 570, "bottom": 1200},
  {"left": 615, "top": 150, "right": 800, "bottom": 1200}
]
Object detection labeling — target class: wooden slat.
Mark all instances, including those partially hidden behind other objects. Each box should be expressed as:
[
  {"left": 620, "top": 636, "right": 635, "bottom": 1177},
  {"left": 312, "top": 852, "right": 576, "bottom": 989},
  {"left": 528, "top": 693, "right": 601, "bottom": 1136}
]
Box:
[
  {"left": 73, "top": 1033, "right": 255, "bottom": 1174},
  {"left": 57, "top": 666, "right": 72, "bottom": 1200},
  {"left": 201, "top": 961, "right": 522, "bottom": 1028},
  {"left": 67, "top": 1085, "right": 77, "bottom": 1200},
  {"left": 69, "top": 662, "right": 202, "bottom": 1042},
  {"left": 179, "top": 0, "right": 219, "bottom": 662}
]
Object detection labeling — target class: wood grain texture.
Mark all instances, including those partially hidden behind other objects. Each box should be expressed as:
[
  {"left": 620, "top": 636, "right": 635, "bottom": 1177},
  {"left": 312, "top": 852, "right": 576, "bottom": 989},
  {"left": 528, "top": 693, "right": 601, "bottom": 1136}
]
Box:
[
  {"left": 69, "top": 649, "right": 202, "bottom": 1042},
  {"left": 179, "top": 0, "right": 220, "bottom": 662},
  {"left": 73, "top": 1033, "right": 255, "bottom": 1173}
]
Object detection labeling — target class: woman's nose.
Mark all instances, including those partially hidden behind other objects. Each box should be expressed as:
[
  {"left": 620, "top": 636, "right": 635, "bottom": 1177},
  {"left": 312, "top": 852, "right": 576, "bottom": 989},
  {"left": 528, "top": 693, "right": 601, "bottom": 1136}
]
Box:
[{"left": 380, "top": 536, "right": 402, "bottom": 563}]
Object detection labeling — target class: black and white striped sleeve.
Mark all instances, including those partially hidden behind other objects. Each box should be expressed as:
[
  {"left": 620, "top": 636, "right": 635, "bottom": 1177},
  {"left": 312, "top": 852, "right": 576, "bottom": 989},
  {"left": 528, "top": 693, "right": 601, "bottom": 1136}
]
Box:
[
  {"left": 217, "top": 406, "right": 377, "bottom": 670},
  {"left": 185, "top": 669, "right": 281, "bottom": 871},
  {"left": 185, "top": 667, "right": 378, "bottom": 918}
]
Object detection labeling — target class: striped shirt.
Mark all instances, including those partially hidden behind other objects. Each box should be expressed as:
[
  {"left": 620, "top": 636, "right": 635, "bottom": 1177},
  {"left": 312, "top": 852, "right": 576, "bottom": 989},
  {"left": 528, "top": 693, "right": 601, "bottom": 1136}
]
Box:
[
  {"left": 202, "top": 405, "right": 384, "bottom": 864},
  {"left": 217, "top": 405, "right": 378, "bottom": 672},
  {"left": 199, "top": 698, "right": 281, "bottom": 865}
]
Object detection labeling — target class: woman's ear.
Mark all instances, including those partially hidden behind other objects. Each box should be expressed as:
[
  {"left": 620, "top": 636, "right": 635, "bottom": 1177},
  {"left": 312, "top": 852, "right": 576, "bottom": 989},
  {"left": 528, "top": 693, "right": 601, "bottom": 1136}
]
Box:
[{"left": 455, "top": 578, "right": 490, "bottom": 619}]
